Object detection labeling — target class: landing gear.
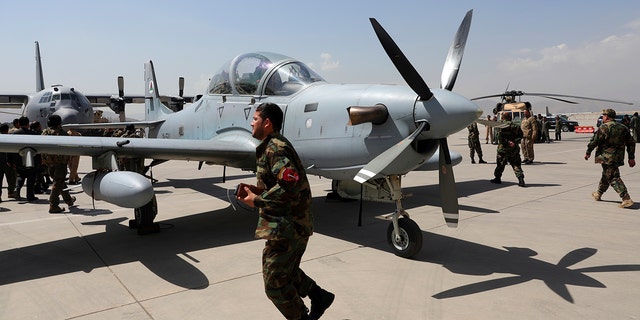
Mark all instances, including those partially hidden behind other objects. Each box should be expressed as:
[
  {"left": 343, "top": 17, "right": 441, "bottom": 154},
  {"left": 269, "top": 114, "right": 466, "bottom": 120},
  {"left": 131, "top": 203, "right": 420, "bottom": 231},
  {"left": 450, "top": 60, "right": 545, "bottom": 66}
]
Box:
[
  {"left": 384, "top": 175, "right": 423, "bottom": 258},
  {"left": 129, "top": 195, "right": 160, "bottom": 235},
  {"left": 387, "top": 217, "right": 422, "bottom": 258}
]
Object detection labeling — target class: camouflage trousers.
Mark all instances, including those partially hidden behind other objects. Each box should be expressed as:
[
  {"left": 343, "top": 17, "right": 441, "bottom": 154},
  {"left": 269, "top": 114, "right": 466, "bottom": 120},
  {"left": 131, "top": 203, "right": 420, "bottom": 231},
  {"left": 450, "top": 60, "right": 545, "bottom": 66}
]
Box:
[
  {"left": 263, "top": 237, "right": 315, "bottom": 319},
  {"left": 597, "top": 164, "right": 630, "bottom": 199},
  {"left": 494, "top": 152, "right": 524, "bottom": 179},
  {"left": 468, "top": 138, "right": 483, "bottom": 159},
  {"left": 48, "top": 163, "right": 73, "bottom": 206}
]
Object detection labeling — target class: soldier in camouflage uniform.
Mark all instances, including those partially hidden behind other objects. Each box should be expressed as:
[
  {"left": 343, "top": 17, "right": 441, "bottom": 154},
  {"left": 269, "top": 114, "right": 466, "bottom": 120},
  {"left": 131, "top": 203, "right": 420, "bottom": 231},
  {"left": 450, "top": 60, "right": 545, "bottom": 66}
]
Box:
[
  {"left": 41, "top": 115, "right": 75, "bottom": 213},
  {"left": 467, "top": 122, "right": 486, "bottom": 164},
  {"left": 237, "top": 103, "right": 334, "bottom": 320},
  {"left": 491, "top": 112, "right": 526, "bottom": 187},
  {"left": 520, "top": 109, "right": 538, "bottom": 164},
  {"left": 585, "top": 108, "right": 635, "bottom": 208}
]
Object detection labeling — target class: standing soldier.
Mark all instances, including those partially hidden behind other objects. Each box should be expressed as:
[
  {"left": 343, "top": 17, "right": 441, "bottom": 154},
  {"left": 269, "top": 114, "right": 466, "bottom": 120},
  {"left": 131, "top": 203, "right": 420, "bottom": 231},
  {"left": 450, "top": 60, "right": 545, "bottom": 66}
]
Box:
[
  {"left": 555, "top": 115, "right": 562, "bottom": 141},
  {"left": 237, "top": 103, "right": 334, "bottom": 320},
  {"left": 484, "top": 114, "right": 494, "bottom": 144},
  {"left": 541, "top": 117, "right": 550, "bottom": 143},
  {"left": 520, "top": 109, "right": 538, "bottom": 164},
  {"left": 585, "top": 108, "right": 635, "bottom": 208},
  {"left": 467, "top": 122, "right": 486, "bottom": 164},
  {"left": 41, "top": 115, "right": 76, "bottom": 213},
  {"left": 630, "top": 112, "right": 639, "bottom": 143},
  {"left": 491, "top": 112, "right": 526, "bottom": 187}
]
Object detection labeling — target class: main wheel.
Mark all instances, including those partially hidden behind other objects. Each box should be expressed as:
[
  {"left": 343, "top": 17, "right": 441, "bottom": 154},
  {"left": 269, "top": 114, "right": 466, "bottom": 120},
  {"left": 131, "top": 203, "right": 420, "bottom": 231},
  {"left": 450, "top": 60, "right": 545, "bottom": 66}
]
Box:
[
  {"left": 562, "top": 125, "right": 569, "bottom": 132},
  {"left": 386, "top": 218, "right": 423, "bottom": 258}
]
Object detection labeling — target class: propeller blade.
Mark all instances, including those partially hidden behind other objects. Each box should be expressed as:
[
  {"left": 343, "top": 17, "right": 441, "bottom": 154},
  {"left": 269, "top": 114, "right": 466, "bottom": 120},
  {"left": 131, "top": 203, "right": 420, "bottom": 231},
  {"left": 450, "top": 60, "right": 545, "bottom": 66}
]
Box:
[
  {"left": 370, "top": 18, "right": 432, "bottom": 101},
  {"left": 441, "top": 9, "right": 473, "bottom": 91},
  {"left": 179, "top": 77, "right": 185, "bottom": 97},
  {"left": 117, "top": 76, "right": 124, "bottom": 98},
  {"left": 438, "top": 138, "right": 459, "bottom": 227},
  {"left": 354, "top": 121, "right": 428, "bottom": 183}
]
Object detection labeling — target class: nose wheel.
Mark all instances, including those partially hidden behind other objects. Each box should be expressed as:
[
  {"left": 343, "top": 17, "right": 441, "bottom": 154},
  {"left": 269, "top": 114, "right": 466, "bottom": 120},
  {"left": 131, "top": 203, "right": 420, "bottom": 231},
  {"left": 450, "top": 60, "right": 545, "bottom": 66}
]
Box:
[{"left": 387, "top": 216, "right": 423, "bottom": 258}]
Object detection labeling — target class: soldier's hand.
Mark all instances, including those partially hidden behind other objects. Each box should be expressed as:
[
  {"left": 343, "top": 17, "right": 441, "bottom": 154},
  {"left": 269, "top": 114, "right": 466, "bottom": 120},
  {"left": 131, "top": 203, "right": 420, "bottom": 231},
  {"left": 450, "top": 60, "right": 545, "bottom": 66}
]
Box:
[
  {"left": 237, "top": 186, "right": 257, "bottom": 208},
  {"left": 584, "top": 154, "right": 590, "bottom": 161},
  {"left": 629, "top": 159, "right": 636, "bottom": 168}
]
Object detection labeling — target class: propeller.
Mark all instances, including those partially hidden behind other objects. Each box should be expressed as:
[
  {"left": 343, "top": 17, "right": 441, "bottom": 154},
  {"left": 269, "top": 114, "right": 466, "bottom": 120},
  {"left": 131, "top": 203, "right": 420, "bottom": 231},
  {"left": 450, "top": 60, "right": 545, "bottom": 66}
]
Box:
[
  {"left": 109, "top": 76, "right": 127, "bottom": 121},
  {"left": 441, "top": 9, "right": 473, "bottom": 91},
  {"left": 179, "top": 77, "right": 185, "bottom": 98},
  {"left": 369, "top": 18, "right": 432, "bottom": 101},
  {"left": 358, "top": 10, "right": 473, "bottom": 225}
]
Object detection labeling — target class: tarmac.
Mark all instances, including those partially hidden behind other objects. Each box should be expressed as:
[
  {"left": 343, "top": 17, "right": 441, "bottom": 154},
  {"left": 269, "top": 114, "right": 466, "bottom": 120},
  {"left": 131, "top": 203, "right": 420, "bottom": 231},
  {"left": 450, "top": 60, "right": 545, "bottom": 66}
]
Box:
[{"left": 1, "top": 128, "right": 639, "bottom": 320}]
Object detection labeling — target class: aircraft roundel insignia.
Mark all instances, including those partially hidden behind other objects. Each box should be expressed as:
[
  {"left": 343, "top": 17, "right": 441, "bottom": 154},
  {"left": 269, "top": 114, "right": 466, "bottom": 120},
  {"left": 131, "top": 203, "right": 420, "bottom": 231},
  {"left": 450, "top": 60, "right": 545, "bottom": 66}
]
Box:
[{"left": 148, "top": 81, "right": 154, "bottom": 94}]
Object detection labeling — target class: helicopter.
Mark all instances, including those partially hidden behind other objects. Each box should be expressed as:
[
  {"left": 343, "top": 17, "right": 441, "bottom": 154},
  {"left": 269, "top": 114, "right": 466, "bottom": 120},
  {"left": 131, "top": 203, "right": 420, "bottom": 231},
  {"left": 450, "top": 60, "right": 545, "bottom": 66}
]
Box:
[{"left": 472, "top": 89, "right": 633, "bottom": 124}]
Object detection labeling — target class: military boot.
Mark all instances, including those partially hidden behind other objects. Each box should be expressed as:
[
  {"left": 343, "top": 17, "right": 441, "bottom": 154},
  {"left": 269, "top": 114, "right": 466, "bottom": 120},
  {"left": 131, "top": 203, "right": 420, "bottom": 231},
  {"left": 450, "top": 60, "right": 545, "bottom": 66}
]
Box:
[
  {"left": 65, "top": 196, "right": 76, "bottom": 207},
  {"left": 308, "top": 284, "right": 335, "bottom": 320},
  {"left": 490, "top": 177, "right": 501, "bottom": 184},
  {"left": 49, "top": 204, "right": 65, "bottom": 213},
  {"left": 478, "top": 157, "right": 487, "bottom": 164},
  {"left": 471, "top": 157, "right": 476, "bottom": 164},
  {"left": 619, "top": 195, "right": 634, "bottom": 208},
  {"left": 592, "top": 192, "right": 602, "bottom": 201},
  {"left": 518, "top": 176, "right": 525, "bottom": 187}
]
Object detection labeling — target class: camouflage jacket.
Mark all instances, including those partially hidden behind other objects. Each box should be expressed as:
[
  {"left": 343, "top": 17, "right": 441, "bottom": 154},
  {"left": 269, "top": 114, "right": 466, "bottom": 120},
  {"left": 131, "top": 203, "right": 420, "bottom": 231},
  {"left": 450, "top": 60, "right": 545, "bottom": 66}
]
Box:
[
  {"left": 254, "top": 132, "right": 313, "bottom": 240},
  {"left": 496, "top": 121, "right": 523, "bottom": 155},
  {"left": 467, "top": 122, "right": 479, "bottom": 139},
  {"left": 586, "top": 120, "right": 635, "bottom": 166},
  {"left": 41, "top": 127, "right": 70, "bottom": 165}
]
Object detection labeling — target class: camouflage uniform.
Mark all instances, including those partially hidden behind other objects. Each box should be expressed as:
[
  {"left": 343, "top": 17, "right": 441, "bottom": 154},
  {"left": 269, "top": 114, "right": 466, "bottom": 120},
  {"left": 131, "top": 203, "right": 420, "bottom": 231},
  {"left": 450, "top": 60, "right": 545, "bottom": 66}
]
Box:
[
  {"left": 586, "top": 119, "right": 635, "bottom": 200},
  {"left": 493, "top": 120, "right": 525, "bottom": 182},
  {"left": 41, "top": 127, "right": 74, "bottom": 211},
  {"left": 254, "top": 132, "right": 314, "bottom": 320},
  {"left": 467, "top": 122, "right": 484, "bottom": 163},
  {"left": 520, "top": 115, "right": 538, "bottom": 162}
]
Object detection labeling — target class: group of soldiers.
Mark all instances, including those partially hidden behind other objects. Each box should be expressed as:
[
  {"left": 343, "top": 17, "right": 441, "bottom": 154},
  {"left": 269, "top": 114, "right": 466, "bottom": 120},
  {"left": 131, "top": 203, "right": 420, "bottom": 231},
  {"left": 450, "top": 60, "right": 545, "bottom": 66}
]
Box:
[
  {"left": 468, "top": 108, "right": 636, "bottom": 208},
  {"left": 1, "top": 112, "right": 144, "bottom": 213}
]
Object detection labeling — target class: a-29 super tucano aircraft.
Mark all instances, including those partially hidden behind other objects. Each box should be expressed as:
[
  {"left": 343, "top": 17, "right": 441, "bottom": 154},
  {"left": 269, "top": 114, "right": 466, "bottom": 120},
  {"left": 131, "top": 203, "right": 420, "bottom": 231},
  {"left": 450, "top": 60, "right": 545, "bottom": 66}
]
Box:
[{"left": 0, "top": 10, "right": 481, "bottom": 258}]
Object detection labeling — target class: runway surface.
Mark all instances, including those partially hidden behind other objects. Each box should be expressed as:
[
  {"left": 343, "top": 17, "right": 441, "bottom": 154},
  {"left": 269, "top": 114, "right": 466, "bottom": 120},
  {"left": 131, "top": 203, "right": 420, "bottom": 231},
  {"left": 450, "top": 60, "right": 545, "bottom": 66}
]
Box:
[{"left": 1, "top": 129, "right": 638, "bottom": 319}]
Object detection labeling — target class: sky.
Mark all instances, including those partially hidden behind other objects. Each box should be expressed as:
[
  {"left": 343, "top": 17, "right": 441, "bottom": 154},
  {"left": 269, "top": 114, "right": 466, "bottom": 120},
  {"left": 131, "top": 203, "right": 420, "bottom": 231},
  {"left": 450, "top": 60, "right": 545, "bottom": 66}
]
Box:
[{"left": 1, "top": 0, "right": 639, "bottom": 116}]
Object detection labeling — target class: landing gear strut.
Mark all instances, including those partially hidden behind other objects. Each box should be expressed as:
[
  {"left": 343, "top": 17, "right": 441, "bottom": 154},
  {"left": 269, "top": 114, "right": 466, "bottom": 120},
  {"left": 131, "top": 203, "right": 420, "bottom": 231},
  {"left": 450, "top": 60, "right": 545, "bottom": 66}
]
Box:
[{"left": 384, "top": 175, "right": 422, "bottom": 258}]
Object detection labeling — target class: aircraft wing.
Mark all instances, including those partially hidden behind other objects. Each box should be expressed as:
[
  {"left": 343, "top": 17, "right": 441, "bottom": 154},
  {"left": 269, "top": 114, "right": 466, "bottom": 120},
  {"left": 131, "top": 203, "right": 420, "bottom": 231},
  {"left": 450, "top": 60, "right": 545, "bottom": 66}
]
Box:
[
  {"left": 63, "top": 120, "right": 166, "bottom": 130},
  {"left": 86, "top": 95, "right": 146, "bottom": 106},
  {"left": 86, "top": 95, "right": 194, "bottom": 106},
  {"left": 0, "top": 131, "right": 257, "bottom": 170},
  {"left": 0, "top": 94, "right": 30, "bottom": 108}
]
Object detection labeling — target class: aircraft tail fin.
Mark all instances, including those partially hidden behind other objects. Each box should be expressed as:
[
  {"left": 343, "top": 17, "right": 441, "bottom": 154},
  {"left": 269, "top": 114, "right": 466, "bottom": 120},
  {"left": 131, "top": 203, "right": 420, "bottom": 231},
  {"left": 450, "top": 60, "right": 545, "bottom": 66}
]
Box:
[
  {"left": 35, "top": 41, "right": 44, "bottom": 92},
  {"left": 144, "top": 60, "right": 173, "bottom": 121}
]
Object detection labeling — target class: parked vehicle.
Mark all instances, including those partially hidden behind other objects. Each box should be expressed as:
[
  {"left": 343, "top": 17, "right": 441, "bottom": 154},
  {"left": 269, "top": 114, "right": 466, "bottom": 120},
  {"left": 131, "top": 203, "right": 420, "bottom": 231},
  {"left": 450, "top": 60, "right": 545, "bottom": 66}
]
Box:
[{"left": 546, "top": 116, "right": 579, "bottom": 132}]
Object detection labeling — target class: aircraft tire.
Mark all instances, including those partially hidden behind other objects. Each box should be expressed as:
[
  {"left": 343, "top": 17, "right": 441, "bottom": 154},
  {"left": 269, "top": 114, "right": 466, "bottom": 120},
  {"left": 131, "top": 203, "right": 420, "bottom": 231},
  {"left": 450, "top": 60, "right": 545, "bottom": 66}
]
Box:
[{"left": 386, "top": 217, "right": 423, "bottom": 258}]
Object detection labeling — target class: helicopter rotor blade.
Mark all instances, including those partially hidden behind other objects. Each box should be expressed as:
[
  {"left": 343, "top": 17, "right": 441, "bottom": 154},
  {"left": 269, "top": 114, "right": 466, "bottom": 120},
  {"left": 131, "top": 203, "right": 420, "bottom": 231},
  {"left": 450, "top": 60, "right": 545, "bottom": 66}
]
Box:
[
  {"left": 525, "top": 93, "right": 633, "bottom": 105},
  {"left": 472, "top": 91, "right": 633, "bottom": 105}
]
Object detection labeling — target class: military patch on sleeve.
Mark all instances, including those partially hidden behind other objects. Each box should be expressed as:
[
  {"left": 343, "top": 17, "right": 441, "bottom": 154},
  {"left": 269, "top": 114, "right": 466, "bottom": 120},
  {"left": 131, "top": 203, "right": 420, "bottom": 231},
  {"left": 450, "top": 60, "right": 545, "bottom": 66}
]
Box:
[{"left": 278, "top": 167, "right": 299, "bottom": 183}]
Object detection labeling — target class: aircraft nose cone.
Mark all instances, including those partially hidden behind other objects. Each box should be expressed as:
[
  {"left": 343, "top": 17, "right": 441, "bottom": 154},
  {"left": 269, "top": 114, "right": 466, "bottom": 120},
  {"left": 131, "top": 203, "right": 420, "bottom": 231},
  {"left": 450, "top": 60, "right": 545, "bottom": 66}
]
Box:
[{"left": 52, "top": 109, "right": 79, "bottom": 126}]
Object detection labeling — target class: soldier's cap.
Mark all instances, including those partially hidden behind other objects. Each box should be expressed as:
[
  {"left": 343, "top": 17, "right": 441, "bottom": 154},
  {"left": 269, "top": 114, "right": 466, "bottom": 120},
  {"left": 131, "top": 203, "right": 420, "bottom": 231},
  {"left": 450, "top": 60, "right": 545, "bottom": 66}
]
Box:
[{"left": 602, "top": 108, "right": 616, "bottom": 118}]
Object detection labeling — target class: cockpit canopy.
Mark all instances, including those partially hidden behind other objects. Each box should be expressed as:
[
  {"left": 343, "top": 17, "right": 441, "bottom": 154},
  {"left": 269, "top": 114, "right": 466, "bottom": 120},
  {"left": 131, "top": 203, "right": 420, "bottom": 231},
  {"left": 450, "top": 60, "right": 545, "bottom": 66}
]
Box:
[{"left": 207, "top": 52, "right": 325, "bottom": 96}]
